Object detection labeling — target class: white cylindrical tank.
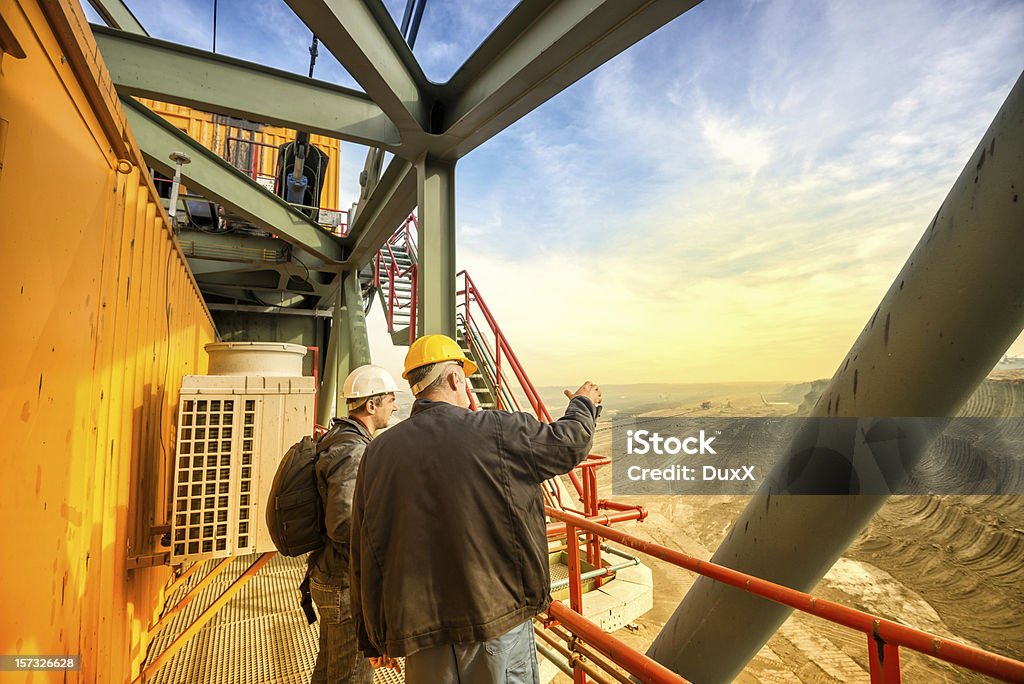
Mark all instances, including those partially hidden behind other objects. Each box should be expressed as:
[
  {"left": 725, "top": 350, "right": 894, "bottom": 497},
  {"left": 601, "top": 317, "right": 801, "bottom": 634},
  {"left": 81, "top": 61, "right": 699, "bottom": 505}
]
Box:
[{"left": 205, "top": 341, "right": 307, "bottom": 376}]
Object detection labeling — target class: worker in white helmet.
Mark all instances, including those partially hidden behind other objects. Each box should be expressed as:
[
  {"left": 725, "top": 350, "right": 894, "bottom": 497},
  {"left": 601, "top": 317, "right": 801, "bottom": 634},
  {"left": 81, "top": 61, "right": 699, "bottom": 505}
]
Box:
[{"left": 309, "top": 364, "right": 400, "bottom": 683}]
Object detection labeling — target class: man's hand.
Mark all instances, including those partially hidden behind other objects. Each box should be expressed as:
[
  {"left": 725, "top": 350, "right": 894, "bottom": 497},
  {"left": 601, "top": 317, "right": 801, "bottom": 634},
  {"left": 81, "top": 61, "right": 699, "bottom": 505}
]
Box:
[
  {"left": 565, "top": 381, "right": 602, "bottom": 405},
  {"left": 369, "top": 656, "right": 402, "bottom": 672}
]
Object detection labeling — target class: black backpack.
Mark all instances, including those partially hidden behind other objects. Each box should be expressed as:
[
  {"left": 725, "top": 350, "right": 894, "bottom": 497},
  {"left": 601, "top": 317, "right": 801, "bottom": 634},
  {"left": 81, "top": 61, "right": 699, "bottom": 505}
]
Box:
[{"left": 266, "top": 435, "right": 326, "bottom": 557}]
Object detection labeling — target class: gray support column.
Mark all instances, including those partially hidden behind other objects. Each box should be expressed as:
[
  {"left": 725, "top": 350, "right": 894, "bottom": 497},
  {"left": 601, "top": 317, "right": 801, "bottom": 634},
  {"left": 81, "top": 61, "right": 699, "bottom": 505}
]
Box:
[
  {"left": 343, "top": 269, "right": 372, "bottom": 369},
  {"left": 316, "top": 280, "right": 344, "bottom": 426},
  {"left": 335, "top": 290, "right": 352, "bottom": 415},
  {"left": 416, "top": 155, "right": 457, "bottom": 337},
  {"left": 647, "top": 72, "right": 1024, "bottom": 682}
]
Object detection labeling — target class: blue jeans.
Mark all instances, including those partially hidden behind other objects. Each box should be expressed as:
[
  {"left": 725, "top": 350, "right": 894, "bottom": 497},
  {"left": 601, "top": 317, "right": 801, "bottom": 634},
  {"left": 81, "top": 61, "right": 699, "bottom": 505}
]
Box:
[
  {"left": 309, "top": 579, "right": 374, "bottom": 684},
  {"left": 404, "top": 619, "right": 540, "bottom": 684}
]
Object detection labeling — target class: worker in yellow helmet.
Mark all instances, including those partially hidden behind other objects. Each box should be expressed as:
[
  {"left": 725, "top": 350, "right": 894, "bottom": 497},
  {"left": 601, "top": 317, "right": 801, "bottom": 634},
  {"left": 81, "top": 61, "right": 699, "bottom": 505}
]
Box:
[{"left": 350, "top": 334, "right": 603, "bottom": 683}]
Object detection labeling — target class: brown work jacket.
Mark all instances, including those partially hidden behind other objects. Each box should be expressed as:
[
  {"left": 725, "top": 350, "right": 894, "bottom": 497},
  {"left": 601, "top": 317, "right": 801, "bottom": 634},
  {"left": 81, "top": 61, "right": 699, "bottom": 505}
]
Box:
[
  {"left": 350, "top": 396, "right": 600, "bottom": 658},
  {"left": 311, "top": 417, "right": 371, "bottom": 586}
]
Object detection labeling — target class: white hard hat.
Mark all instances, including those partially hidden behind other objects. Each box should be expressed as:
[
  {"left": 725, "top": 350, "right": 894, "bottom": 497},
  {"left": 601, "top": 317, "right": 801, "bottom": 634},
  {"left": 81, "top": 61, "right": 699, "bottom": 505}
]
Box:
[{"left": 343, "top": 364, "right": 400, "bottom": 400}]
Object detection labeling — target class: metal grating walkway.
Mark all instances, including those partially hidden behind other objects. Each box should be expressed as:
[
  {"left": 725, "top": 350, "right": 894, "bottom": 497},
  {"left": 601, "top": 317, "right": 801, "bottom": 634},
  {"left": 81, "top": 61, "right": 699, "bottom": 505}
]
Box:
[
  {"left": 144, "top": 553, "right": 404, "bottom": 683},
  {"left": 143, "top": 555, "right": 626, "bottom": 683}
]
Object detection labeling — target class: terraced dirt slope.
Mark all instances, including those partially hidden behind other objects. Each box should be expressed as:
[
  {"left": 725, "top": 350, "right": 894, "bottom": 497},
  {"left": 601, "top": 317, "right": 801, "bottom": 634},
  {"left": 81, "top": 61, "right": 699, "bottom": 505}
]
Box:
[{"left": 563, "top": 371, "right": 1023, "bottom": 683}]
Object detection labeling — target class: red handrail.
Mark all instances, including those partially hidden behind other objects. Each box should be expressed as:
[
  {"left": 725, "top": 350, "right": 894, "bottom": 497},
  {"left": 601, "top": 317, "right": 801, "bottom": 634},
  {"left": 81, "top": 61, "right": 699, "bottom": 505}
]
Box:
[
  {"left": 457, "top": 270, "right": 593, "bottom": 502},
  {"left": 374, "top": 215, "right": 418, "bottom": 342},
  {"left": 546, "top": 603, "right": 689, "bottom": 684},
  {"left": 458, "top": 270, "right": 551, "bottom": 420},
  {"left": 547, "top": 506, "right": 1024, "bottom": 684}
]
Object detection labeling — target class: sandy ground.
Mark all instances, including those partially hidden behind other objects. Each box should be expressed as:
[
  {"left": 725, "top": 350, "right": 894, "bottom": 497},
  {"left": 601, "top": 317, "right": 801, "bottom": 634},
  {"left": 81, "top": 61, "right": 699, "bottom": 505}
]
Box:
[{"left": 551, "top": 376, "right": 1023, "bottom": 683}]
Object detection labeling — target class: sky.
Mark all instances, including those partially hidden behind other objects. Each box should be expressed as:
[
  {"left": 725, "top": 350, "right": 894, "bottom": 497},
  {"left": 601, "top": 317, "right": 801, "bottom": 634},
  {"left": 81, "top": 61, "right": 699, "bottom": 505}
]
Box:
[{"left": 82, "top": 0, "right": 1024, "bottom": 387}]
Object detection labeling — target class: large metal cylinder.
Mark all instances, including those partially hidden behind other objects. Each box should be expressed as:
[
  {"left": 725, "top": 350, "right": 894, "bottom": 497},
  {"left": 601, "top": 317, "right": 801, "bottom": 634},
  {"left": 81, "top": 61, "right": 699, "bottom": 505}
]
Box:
[{"left": 647, "top": 70, "right": 1024, "bottom": 682}]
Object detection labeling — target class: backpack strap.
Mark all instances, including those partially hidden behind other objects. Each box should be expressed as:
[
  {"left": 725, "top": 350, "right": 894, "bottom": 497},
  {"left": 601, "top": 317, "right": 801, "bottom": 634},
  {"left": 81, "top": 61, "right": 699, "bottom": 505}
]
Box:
[{"left": 299, "top": 562, "right": 317, "bottom": 625}]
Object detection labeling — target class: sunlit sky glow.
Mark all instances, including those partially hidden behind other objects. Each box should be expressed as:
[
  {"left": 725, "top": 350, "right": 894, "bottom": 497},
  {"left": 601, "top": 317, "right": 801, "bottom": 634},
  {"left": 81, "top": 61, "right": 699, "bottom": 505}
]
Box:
[{"left": 83, "top": 0, "right": 1024, "bottom": 387}]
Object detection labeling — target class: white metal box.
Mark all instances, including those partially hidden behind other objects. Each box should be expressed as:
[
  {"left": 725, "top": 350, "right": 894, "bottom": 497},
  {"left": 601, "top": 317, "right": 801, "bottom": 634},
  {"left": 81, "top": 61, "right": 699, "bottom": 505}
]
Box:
[{"left": 170, "top": 375, "right": 315, "bottom": 562}]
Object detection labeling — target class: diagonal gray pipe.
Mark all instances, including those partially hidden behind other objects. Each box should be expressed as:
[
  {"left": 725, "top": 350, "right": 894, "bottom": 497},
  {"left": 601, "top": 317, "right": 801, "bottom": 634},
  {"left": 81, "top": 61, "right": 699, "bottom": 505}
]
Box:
[{"left": 647, "top": 70, "right": 1024, "bottom": 682}]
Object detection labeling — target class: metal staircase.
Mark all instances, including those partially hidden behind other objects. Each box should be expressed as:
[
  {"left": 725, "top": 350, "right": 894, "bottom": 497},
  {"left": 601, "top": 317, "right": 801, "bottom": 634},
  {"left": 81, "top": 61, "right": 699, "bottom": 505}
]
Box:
[
  {"left": 368, "top": 215, "right": 505, "bottom": 411},
  {"left": 364, "top": 215, "right": 418, "bottom": 347}
]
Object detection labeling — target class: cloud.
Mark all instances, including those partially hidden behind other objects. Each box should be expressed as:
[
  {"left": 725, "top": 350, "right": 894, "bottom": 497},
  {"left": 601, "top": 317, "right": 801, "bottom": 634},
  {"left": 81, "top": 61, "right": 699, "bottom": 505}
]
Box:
[
  {"left": 699, "top": 115, "right": 773, "bottom": 176},
  {"left": 455, "top": 0, "right": 1024, "bottom": 383}
]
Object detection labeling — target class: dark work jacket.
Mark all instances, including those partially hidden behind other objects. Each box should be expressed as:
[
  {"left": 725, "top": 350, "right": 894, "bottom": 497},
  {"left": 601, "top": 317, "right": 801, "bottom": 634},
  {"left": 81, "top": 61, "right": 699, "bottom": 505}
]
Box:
[
  {"left": 310, "top": 417, "right": 371, "bottom": 586},
  {"left": 350, "top": 396, "right": 600, "bottom": 658}
]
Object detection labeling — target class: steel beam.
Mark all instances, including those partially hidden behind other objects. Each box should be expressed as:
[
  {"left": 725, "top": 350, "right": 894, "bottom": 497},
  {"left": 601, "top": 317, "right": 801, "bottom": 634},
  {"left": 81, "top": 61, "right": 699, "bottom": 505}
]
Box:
[
  {"left": 206, "top": 303, "right": 333, "bottom": 317},
  {"left": 344, "top": 156, "right": 417, "bottom": 268},
  {"left": 94, "top": 27, "right": 400, "bottom": 151},
  {"left": 193, "top": 271, "right": 333, "bottom": 302},
  {"left": 343, "top": 269, "right": 372, "bottom": 368},
  {"left": 122, "top": 98, "right": 345, "bottom": 263},
  {"left": 317, "top": 277, "right": 344, "bottom": 426},
  {"left": 283, "top": 0, "right": 431, "bottom": 144},
  {"left": 350, "top": 146, "right": 386, "bottom": 227},
  {"left": 335, "top": 283, "right": 353, "bottom": 414},
  {"left": 647, "top": 71, "right": 1024, "bottom": 683},
  {"left": 416, "top": 155, "right": 456, "bottom": 337},
  {"left": 435, "top": 0, "right": 701, "bottom": 159},
  {"left": 87, "top": 0, "right": 146, "bottom": 35}
]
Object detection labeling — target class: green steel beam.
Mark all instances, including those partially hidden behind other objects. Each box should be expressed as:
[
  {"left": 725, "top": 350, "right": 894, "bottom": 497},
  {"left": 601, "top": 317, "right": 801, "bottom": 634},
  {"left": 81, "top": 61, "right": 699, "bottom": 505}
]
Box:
[
  {"left": 335, "top": 283, "right": 352, "bottom": 415},
  {"left": 194, "top": 269, "right": 324, "bottom": 295},
  {"left": 87, "top": 0, "right": 147, "bottom": 35},
  {"left": 343, "top": 269, "right": 372, "bottom": 368},
  {"left": 283, "top": 0, "right": 432, "bottom": 143},
  {"left": 188, "top": 258, "right": 335, "bottom": 305},
  {"left": 415, "top": 155, "right": 456, "bottom": 337},
  {"left": 435, "top": 0, "right": 701, "bottom": 159},
  {"left": 318, "top": 279, "right": 344, "bottom": 425},
  {"left": 350, "top": 146, "right": 386, "bottom": 227},
  {"left": 344, "top": 156, "right": 416, "bottom": 268},
  {"left": 207, "top": 303, "right": 334, "bottom": 317},
  {"left": 94, "top": 27, "right": 400, "bottom": 151},
  {"left": 122, "top": 97, "right": 345, "bottom": 263}
]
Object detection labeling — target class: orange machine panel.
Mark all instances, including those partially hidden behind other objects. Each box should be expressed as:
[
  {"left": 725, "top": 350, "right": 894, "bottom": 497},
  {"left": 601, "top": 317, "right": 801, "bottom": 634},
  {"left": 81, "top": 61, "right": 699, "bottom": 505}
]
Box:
[{"left": 0, "top": 1, "right": 216, "bottom": 680}]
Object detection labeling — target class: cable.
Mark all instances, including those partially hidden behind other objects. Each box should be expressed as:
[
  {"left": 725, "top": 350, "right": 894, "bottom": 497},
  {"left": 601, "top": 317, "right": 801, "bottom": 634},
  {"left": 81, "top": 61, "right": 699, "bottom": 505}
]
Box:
[{"left": 291, "top": 253, "right": 312, "bottom": 282}]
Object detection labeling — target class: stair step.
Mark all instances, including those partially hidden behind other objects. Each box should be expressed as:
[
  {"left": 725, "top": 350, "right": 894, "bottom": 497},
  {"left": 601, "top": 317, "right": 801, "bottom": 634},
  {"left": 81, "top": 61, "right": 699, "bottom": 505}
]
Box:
[{"left": 477, "top": 402, "right": 496, "bottom": 409}]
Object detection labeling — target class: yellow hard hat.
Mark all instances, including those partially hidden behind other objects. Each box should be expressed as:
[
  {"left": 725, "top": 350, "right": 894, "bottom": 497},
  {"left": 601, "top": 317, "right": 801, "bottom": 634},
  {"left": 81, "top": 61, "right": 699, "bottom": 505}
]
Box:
[{"left": 403, "top": 334, "right": 478, "bottom": 378}]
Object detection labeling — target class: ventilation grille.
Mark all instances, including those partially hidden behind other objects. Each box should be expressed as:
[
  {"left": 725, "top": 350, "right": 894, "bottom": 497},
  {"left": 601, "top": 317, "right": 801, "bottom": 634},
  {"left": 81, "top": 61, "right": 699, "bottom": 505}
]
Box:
[
  {"left": 169, "top": 375, "right": 314, "bottom": 563},
  {"left": 171, "top": 396, "right": 265, "bottom": 563},
  {"left": 172, "top": 398, "right": 241, "bottom": 560}
]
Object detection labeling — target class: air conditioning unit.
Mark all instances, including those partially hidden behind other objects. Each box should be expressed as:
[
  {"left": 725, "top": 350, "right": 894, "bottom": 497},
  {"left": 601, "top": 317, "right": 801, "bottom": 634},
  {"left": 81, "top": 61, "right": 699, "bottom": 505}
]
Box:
[{"left": 169, "top": 343, "right": 314, "bottom": 563}]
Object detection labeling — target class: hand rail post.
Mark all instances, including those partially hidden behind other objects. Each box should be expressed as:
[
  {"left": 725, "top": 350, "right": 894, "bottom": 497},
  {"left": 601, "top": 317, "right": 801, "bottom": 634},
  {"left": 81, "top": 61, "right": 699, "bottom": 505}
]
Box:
[
  {"left": 869, "top": 636, "right": 902, "bottom": 684},
  {"left": 387, "top": 259, "right": 396, "bottom": 333},
  {"left": 565, "top": 521, "right": 588, "bottom": 684},
  {"left": 495, "top": 343, "right": 504, "bottom": 410},
  {"left": 410, "top": 265, "right": 418, "bottom": 342}
]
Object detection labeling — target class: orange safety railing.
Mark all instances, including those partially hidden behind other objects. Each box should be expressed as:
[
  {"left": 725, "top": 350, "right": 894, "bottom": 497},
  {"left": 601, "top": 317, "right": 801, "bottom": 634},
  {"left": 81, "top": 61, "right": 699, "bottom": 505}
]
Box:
[
  {"left": 374, "top": 214, "right": 419, "bottom": 344},
  {"left": 544, "top": 506, "right": 1024, "bottom": 684}
]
